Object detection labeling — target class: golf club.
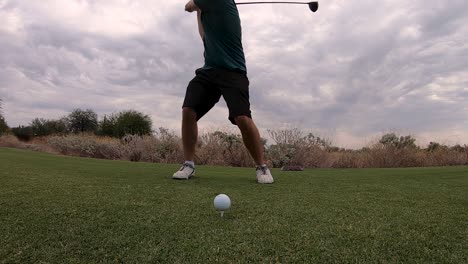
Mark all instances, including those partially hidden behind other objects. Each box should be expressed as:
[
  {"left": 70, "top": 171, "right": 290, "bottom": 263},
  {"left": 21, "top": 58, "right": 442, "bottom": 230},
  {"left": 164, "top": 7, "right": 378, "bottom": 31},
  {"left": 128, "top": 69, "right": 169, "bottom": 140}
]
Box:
[{"left": 235, "top": 1, "right": 319, "bottom": 13}]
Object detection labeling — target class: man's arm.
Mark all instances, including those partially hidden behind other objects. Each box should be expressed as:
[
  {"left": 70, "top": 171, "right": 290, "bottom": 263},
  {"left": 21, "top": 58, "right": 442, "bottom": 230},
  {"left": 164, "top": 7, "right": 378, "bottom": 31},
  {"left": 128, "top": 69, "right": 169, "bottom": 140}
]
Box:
[{"left": 197, "top": 10, "right": 204, "bottom": 40}]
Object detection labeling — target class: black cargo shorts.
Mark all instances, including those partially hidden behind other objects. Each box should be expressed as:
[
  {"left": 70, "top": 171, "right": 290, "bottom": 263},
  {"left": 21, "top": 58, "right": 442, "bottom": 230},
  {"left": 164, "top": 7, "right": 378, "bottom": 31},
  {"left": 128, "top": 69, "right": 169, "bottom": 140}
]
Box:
[{"left": 182, "top": 68, "right": 252, "bottom": 125}]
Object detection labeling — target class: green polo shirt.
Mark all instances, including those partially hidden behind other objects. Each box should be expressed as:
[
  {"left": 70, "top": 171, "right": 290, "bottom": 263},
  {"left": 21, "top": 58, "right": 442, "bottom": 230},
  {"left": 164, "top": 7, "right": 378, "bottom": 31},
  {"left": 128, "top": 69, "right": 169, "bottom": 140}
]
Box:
[{"left": 194, "top": 0, "right": 247, "bottom": 73}]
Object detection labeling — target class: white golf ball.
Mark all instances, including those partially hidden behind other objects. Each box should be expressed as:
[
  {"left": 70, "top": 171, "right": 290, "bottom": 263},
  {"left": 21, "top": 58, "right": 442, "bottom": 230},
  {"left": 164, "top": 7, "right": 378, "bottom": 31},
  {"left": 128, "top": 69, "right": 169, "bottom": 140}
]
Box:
[{"left": 213, "top": 194, "right": 231, "bottom": 211}]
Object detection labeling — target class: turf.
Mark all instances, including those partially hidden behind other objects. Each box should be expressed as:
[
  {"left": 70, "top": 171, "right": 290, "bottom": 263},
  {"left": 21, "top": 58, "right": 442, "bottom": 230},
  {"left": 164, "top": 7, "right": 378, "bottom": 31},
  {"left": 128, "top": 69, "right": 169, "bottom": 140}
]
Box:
[{"left": 0, "top": 147, "right": 467, "bottom": 263}]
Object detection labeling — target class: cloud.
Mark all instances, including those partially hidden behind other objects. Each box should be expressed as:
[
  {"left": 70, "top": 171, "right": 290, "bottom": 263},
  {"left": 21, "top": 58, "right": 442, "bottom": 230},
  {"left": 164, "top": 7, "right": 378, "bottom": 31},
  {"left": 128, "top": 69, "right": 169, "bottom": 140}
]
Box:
[{"left": 1, "top": 0, "right": 467, "bottom": 147}]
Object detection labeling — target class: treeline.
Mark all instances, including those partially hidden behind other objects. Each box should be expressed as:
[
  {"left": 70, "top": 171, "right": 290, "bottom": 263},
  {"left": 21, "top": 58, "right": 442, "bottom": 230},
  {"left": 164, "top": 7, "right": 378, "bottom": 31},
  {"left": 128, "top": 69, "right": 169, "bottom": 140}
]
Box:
[{"left": 7, "top": 109, "right": 152, "bottom": 141}]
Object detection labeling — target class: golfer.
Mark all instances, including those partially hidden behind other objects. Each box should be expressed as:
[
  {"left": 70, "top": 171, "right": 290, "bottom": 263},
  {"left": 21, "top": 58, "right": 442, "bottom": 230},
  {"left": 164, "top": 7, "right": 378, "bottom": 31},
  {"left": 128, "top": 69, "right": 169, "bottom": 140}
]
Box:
[{"left": 173, "top": 0, "right": 274, "bottom": 184}]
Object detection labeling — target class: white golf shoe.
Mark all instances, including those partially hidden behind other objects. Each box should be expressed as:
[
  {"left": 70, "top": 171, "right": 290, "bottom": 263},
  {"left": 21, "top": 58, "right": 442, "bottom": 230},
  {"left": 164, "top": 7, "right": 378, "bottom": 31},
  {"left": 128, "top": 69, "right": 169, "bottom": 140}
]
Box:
[
  {"left": 172, "top": 162, "right": 195, "bottom": 180},
  {"left": 256, "top": 165, "right": 274, "bottom": 184}
]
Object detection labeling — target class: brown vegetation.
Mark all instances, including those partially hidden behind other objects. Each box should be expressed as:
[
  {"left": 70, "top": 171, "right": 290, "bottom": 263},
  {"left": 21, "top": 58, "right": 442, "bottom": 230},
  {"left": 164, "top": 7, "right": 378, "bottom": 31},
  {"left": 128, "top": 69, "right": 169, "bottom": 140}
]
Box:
[{"left": 1, "top": 129, "right": 467, "bottom": 168}]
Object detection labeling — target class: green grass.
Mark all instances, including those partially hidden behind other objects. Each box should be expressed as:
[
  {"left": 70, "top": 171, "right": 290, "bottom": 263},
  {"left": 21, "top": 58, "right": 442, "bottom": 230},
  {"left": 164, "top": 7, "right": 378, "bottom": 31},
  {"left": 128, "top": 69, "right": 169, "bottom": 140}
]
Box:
[{"left": 1, "top": 147, "right": 467, "bottom": 263}]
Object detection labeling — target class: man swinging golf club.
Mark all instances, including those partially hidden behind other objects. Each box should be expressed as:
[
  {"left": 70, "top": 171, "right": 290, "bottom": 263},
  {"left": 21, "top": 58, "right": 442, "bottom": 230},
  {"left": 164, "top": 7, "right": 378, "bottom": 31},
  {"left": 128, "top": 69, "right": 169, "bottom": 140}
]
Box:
[{"left": 173, "top": 0, "right": 274, "bottom": 184}]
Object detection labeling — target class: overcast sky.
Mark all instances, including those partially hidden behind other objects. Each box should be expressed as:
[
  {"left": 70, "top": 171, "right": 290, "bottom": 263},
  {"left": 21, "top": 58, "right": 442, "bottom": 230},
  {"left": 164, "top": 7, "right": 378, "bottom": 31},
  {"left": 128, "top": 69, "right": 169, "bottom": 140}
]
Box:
[{"left": 1, "top": 0, "right": 467, "bottom": 148}]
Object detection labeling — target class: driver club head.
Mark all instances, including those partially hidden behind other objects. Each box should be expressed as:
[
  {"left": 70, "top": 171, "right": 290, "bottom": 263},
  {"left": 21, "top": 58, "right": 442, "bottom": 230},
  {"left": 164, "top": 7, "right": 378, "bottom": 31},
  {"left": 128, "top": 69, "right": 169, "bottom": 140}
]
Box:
[{"left": 308, "top": 2, "right": 319, "bottom": 12}]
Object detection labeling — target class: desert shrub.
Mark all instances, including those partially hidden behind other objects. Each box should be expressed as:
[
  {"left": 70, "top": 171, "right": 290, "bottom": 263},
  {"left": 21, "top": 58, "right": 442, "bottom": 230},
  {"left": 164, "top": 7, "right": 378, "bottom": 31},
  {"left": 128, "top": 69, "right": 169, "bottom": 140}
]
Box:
[
  {"left": 153, "top": 128, "right": 183, "bottom": 163},
  {"left": 30, "top": 118, "right": 49, "bottom": 137},
  {"left": 30, "top": 118, "right": 69, "bottom": 136},
  {"left": 196, "top": 131, "right": 225, "bottom": 165},
  {"left": 97, "top": 114, "right": 118, "bottom": 137},
  {"left": 213, "top": 131, "right": 252, "bottom": 167},
  {"left": 0, "top": 118, "right": 8, "bottom": 136},
  {"left": 362, "top": 144, "right": 424, "bottom": 168},
  {"left": 426, "top": 148, "right": 468, "bottom": 166},
  {"left": 118, "top": 129, "right": 182, "bottom": 163},
  {"left": 120, "top": 135, "right": 162, "bottom": 163},
  {"left": 379, "top": 133, "right": 417, "bottom": 149},
  {"left": 0, "top": 135, "right": 22, "bottom": 148},
  {"left": 47, "top": 134, "right": 121, "bottom": 159},
  {"left": 0, "top": 135, "right": 56, "bottom": 154},
  {"left": 451, "top": 144, "right": 468, "bottom": 154},
  {"left": 197, "top": 131, "right": 253, "bottom": 167},
  {"left": 195, "top": 130, "right": 254, "bottom": 167},
  {"left": 114, "top": 110, "right": 152, "bottom": 138},
  {"left": 427, "top": 142, "right": 444, "bottom": 152},
  {"left": 3, "top": 126, "right": 467, "bottom": 168},
  {"left": 12, "top": 126, "right": 33, "bottom": 141},
  {"left": 266, "top": 129, "right": 331, "bottom": 168},
  {"left": 330, "top": 150, "right": 362, "bottom": 168},
  {"left": 358, "top": 133, "right": 422, "bottom": 168}
]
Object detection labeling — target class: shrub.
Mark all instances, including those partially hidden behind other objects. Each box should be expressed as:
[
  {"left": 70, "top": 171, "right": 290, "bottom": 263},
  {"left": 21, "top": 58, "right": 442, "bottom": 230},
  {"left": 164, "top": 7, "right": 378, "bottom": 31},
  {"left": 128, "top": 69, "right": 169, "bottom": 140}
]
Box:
[
  {"left": 2, "top": 126, "right": 467, "bottom": 168},
  {"left": 0, "top": 116, "right": 8, "bottom": 136},
  {"left": 379, "top": 133, "right": 417, "bottom": 149},
  {"left": 47, "top": 134, "right": 121, "bottom": 159},
  {"left": 97, "top": 114, "right": 118, "bottom": 137},
  {"left": 153, "top": 128, "right": 183, "bottom": 163},
  {"left": 30, "top": 118, "right": 50, "bottom": 137},
  {"left": 114, "top": 110, "right": 152, "bottom": 138},
  {"left": 196, "top": 130, "right": 253, "bottom": 167},
  {"left": 427, "top": 142, "right": 443, "bottom": 152},
  {"left": 266, "top": 129, "right": 330, "bottom": 168},
  {"left": 0, "top": 135, "right": 22, "bottom": 148},
  {"left": 196, "top": 131, "right": 225, "bottom": 165},
  {"left": 213, "top": 131, "right": 253, "bottom": 167},
  {"left": 12, "top": 126, "right": 33, "bottom": 141}
]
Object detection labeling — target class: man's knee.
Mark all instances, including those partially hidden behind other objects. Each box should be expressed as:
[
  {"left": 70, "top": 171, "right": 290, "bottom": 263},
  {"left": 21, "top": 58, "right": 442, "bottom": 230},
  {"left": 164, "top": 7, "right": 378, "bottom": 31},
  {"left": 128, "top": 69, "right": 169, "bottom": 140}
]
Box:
[
  {"left": 182, "top": 107, "right": 197, "bottom": 120},
  {"left": 234, "top": 115, "right": 252, "bottom": 126}
]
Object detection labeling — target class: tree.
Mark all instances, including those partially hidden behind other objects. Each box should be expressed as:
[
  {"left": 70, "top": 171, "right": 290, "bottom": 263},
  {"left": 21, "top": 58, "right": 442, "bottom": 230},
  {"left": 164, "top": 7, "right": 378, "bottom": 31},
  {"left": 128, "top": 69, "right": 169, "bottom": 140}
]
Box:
[
  {"left": 97, "top": 114, "right": 117, "bottom": 137},
  {"left": 379, "top": 133, "right": 417, "bottom": 149},
  {"left": 68, "top": 109, "right": 98, "bottom": 134},
  {"left": 30, "top": 118, "right": 49, "bottom": 136},
  {"left": 46, "top": 118, "right": 69, "bottom": 135},
  {"left": 30, "top": 118, "right": 68, "bottom": 136},
  {"left": 114, "top": 110, "right": 152, "bottom": 138}
]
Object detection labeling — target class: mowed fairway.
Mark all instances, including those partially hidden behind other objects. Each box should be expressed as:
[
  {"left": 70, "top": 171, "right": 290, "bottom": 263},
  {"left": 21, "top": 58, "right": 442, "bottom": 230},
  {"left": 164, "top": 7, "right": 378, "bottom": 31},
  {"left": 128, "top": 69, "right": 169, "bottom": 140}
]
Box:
[{"left": 1, "top": 148, "right": 467, "bottom": 263}]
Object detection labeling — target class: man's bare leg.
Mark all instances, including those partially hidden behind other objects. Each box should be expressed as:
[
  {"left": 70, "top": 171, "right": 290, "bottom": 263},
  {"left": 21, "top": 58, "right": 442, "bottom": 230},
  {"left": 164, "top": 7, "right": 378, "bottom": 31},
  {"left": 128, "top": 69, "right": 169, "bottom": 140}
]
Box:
[
  {"left": 235, "top": 115, "right": 273, "bottom": 183},
  {"left": 173, "top": 107, "right": 198, "bottom": 179},
  {"left": 182, "top": 107, "right": 197, "bottom": 161},
  {"left": 234, "top": 115, "right": 265, "bottom": 166}
]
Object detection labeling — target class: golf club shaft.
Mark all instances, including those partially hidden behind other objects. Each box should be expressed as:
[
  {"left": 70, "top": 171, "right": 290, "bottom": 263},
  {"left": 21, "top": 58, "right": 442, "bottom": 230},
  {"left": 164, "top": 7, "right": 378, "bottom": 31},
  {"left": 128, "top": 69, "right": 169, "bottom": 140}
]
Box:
[{"left": 236, "top": 1, "right": 315, "bottom": 5}]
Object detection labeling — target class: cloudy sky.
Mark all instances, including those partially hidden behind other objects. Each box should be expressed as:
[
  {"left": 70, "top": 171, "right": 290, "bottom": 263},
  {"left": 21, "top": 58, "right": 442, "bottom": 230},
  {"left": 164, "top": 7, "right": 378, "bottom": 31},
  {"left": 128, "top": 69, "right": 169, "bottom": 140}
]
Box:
[{"left": 1, "top": 0, "right": 467, "bottom": 148}]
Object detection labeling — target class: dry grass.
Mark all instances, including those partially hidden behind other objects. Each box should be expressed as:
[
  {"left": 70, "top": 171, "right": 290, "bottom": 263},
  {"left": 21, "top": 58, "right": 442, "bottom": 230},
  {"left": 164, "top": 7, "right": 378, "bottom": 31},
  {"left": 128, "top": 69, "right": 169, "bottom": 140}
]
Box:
[
  {"left": 0, "top": 135, "right": 57, "bottom": 154},
  {"left": 0, "top": 135, "right": 22, "bottom": 148},
  {"left": 1, "top": 129, "right": 467, "bottom": 168}
]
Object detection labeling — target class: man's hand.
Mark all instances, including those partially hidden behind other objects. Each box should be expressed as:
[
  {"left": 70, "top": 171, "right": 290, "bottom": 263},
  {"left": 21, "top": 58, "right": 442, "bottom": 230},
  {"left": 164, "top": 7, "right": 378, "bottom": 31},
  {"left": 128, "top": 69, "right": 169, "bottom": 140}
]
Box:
[{"left": 185, "top": 0, "right": 199, "bottom": 12}]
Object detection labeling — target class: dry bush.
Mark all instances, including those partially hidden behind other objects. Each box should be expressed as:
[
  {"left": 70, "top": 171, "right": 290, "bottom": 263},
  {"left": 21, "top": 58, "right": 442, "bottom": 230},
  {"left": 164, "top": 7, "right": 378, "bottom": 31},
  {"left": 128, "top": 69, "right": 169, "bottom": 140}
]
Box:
[
  {"left": 360, "top": 145, "right": 424, "bottom": 168},
  {"left": 426, "top": 148, "right": 468, "bottom": 166},
  {"left": 3, "top": 128, "right": 467, "bottom": 169},
  {"left": 0, "top": 135, "right": 57, "bottom": 154},
  {"left": 266, "top": 128, "right": 331, "bottom": 168},
  {"left": 121, "top": 135, "right": 155, "bottom": 162},
  {"left": 0, "top": 135, "right": 23, "bottom": 148},
  {"left": 271, "top": 144, "right": 329, "bottom": 168},
  {"left": 196, "top": 132, "right": 225, "bottom": 165},
  {"left": 120, "top": 134, "right": 183, "bottom": 163},
  {"left": 330, "top": 150, "right": 364, "bottom": 168},
  {"left": 301, "top": 146, "right": 330, "bottom": 168},
  {"left": 197, "top": 131, "right": 253, "bottom": 167},
  {"left": 154, "top": 133, "right": 184, "bottom": 164},
  {"left": 47, "top": 134, "right": 121, "bottom": 159}
]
